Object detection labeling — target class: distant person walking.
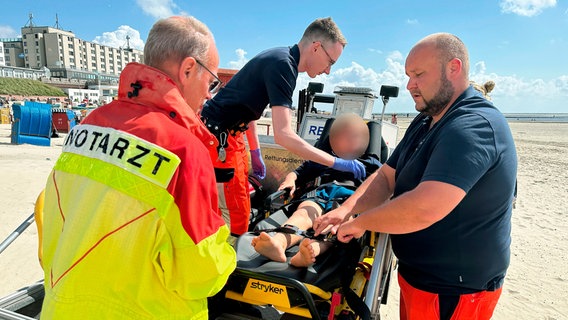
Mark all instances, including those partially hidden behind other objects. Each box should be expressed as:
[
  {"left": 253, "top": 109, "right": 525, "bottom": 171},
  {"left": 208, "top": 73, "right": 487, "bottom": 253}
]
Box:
[
  {"left": 391, "top": 113, "right": 398, "bottom": 124},
  {"left": 40, "top": 16, "right": 236, "bottom": 319},
  {"left": 315, "top": 33, "right": 517, "bottom": 320}
]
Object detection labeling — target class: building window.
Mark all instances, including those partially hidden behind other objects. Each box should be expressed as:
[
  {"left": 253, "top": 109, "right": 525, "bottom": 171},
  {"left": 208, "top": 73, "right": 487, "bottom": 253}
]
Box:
[
  {"left": 4, "top": 49, "right": 8, "bottom": 54},
  {"left": 24, "top": 49, "right": 28, "bottom": 53},
  {"left": 23, "top": 42, "right": 27, "bottom": 47},
  {"left": 35, "top": 41, "right": 39, "bottom": 46},
  {"left": 23, "top": 35, "right": 27, "bottom": 39},
  {"left": 35, "top": 34, "right": 39, "bottom": 39},
  {"left": 36, "top": 49, "right": 39, "bottom": 53}
]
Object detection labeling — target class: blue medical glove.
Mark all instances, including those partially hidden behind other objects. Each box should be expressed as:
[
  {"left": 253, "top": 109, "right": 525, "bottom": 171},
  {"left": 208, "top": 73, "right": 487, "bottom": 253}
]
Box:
[
  {"left": 250, "top": 149, "right": 266, "bottom": 180},
  {"left": 332, "top": 158, "right": 365, "bottom": 180}
]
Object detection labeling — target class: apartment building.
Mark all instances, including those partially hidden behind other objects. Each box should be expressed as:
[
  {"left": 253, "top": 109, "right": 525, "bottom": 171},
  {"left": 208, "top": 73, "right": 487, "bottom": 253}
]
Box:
[
  {"left": 1, "top": 38, "right": 25, "bottom": 68},
  {"left": 19, "top": 25, "right": 143, "bottom": 84}
]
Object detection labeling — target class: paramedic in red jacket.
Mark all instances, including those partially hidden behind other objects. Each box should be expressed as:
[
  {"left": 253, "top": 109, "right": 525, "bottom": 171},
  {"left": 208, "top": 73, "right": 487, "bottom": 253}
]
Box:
[{"left": 41, "top": 16, "right": 236, "bottom": 319}]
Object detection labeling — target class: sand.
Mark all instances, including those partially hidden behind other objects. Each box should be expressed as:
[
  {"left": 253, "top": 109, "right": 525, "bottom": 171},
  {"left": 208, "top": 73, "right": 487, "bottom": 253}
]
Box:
[{"left": 1, "top": 120, "right": 567, "bottom": 319}]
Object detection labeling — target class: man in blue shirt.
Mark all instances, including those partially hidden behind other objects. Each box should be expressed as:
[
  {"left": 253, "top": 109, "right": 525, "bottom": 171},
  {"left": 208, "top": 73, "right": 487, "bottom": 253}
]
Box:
[
  {"left": 314, "top": 33, "right": 517, "bottom": 320},
  {"left": 201, "top": 17, "right": 365, "bottom": 235}
]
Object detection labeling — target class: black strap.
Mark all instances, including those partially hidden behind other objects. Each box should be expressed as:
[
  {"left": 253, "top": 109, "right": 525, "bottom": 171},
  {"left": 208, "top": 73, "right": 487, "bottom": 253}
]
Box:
[
  {"left": 343, "top": 287, "right": 371, "bottom": 320},
  {"left": 340, "top": 269, "right": 371, "bottom": 320},
  {"left": 253, "top": 225, "right": 337, "bottom": 242}
]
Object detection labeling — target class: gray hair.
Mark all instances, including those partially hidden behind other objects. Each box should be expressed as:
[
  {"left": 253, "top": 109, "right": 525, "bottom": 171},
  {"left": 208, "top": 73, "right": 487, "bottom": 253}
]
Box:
[
  {"left": 144, "top": 16, "right": 213, "bottom": 70},
  {"left": 300, "top": 17, "right": 347, "bottom": 47}
]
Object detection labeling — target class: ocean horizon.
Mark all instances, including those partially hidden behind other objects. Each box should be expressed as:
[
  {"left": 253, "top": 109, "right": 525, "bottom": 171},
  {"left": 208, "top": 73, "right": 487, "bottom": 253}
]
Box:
[{"left": 384, "top": 112, "right": 568, "bottom": 123}]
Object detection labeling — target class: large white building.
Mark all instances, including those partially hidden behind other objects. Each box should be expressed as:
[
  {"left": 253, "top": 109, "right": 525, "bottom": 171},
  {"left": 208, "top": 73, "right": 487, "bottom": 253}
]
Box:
[
  {"left": 19, "top": 25, "right": 143, "bottom": 84},
  {"left": 63, "top": 88, "right": 100, "bottom": 104}
]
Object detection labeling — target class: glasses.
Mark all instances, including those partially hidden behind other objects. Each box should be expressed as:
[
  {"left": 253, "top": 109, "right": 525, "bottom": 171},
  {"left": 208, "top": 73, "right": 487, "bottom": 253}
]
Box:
[
  {"left": 195, "top": 59, "right": 223, "bottom": 94},
  {"left": 314, "top": 41, "right": 336, "bottom": 67}
]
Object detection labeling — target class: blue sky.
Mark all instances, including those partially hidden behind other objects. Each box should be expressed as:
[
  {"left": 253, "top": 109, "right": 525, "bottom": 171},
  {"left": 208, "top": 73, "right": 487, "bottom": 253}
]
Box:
[{"left": 1, "top": 0, "right": 567, "bottom": 113}]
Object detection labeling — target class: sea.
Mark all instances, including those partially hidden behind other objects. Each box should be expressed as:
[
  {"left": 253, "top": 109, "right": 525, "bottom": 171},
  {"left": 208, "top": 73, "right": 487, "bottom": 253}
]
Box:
[
  {"left": 387, "top": 113, "right": 568, "bottom": 123},
  {"left": 504, "top": 113, "right": 568, "bottom": 123}
]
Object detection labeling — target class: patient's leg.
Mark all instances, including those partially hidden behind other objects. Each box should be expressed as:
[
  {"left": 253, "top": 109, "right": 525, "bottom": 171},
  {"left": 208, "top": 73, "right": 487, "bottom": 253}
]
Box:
[
  {"left": 252, "top": 201, "right": 323, "bottom": 262},
  {"left": 290, "top": 239, "right": 333, "bottom": 267}
]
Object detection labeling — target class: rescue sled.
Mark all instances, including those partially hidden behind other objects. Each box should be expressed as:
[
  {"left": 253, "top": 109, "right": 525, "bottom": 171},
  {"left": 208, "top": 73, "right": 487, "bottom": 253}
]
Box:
[{"left": 210, "top": 116, "right": 396, "bottom": 320}]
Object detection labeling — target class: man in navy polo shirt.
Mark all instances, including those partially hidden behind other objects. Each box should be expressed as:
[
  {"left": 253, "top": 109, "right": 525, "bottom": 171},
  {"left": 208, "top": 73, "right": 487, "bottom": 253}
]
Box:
[
  {"left": 314, "top": 33, "right": 517, "bottom": 319},
  {"left": 201, "top": 17, "right": 365, "bottom": 236}
]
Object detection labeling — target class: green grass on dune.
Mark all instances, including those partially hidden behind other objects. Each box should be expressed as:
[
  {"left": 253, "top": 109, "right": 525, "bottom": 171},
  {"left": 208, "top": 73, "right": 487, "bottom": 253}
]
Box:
[{"left": 0, "top": 77, "right": 66, "bottom": 97}]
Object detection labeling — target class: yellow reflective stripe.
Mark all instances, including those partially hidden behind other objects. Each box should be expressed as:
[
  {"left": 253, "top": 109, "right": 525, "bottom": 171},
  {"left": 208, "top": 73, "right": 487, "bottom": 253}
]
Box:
[
  {"left": 54, "top": 152, "right": 173, "bottom": 214},
  {"left": 63, "top": 124, "right": 181, "bottom": 188}
]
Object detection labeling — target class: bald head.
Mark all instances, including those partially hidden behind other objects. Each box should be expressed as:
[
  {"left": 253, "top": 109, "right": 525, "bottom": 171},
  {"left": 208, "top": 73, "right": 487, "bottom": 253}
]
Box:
[
  {"left": 412, "top": 33, "right": 470, "bottom": 79},
  {"left": 405, "top": 33, "right": 471, "bottom": 119}
]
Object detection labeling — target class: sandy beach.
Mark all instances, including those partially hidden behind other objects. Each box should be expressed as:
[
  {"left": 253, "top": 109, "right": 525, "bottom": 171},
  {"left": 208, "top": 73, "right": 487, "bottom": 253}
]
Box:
[{"left": 1, "top": 119, "right": 567, "bottom": 319}]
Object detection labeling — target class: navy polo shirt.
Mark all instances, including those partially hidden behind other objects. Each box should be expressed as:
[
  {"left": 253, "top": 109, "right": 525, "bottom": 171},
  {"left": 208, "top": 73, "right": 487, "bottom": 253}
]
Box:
[
  {"left": 201, "top": 45, "right": 300, "bottom": 129},
  {"left": 386, "top": 86, "right": 517, "bottom": 295}
]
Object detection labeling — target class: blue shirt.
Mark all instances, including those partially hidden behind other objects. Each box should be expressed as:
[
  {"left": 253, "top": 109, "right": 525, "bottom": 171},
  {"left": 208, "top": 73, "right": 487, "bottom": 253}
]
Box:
[
  {"left": 201, "top": 45, "right": 300, "bottom": 129},
  {"left": 386, "top": 86, "right": 517, "bottom": 294}
]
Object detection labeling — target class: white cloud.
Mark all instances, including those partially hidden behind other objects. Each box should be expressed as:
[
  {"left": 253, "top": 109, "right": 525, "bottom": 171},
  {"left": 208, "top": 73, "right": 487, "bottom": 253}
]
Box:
[
  {"left": 469, "top": 60, "right": 567, "bottom": 112},
  {"left": 0, "top": 25, "right": 19, "bottom": 38},
  {"left": 136, "top": 0, "right": 186, "bottom": 20},
  {"left": 367, "top": 48, "right": 383, "bottom": 54},
  {"left": 227, "top": 48, "right": 249, "bottom": 69},
  {"left": 474, "top": 61, "right": 487, "bottom": 74},
  {"left": 290, "top": 56, "right": 567, "bottom": 114},
  {"left": 293, "top": 57, "right": 412, "bottom": 113},
  {"left": 93, "top": 25, "right": 145, "bottom": 51},
  {"left": 406, "top": 19, "right": 419, "bottom": 25},
  {"left": 500, "top": 0, "right": 556, "bottom": 17},
  {"left": 387, "top": 50, "right": 404, "bottom": 61}
]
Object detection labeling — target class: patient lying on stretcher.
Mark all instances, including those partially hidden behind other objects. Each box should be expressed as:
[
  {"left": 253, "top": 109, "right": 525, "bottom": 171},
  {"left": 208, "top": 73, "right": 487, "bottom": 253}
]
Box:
[{"left": 252, "top": 114, "right": 381, "bottom": 267}]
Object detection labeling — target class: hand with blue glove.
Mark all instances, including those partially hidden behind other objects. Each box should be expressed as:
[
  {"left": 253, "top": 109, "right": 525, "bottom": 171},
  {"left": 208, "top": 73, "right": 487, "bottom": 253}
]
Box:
[
  {"left": 250, "top": 149, "right": 266, "bottom": 180},
  {"left": 332, "top": 158, "right": 366, "bottom": 180}
]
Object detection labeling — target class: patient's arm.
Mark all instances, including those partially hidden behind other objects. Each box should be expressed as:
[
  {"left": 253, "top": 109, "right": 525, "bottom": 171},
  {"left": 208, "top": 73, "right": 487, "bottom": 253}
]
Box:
[{"left": 279, "top": 172, "right": 298, "bottom": 196}]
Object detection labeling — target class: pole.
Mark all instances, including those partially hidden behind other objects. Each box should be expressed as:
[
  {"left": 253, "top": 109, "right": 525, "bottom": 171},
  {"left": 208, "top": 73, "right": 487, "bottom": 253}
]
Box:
[{"left": 0, "top": 214, "right": 35, "bottom": 255}]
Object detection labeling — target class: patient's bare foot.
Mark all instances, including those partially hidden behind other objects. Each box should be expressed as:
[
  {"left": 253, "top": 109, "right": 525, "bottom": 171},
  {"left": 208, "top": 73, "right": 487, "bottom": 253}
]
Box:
[
  {"left": 251, "top": 232, "right": 286, "bottom": 262},
  {"left": 290, "top": 239, "right": 316, "bottom": 267}
]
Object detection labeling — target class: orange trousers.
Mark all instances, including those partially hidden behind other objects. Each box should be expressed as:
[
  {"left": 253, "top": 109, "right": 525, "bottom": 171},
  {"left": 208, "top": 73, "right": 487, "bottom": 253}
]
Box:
[
  {"left": 398, "top": 273, "right": 502, "bottom": 320},
  {"left": 209, "top": 133, "right": 250, "bottom": 235}
]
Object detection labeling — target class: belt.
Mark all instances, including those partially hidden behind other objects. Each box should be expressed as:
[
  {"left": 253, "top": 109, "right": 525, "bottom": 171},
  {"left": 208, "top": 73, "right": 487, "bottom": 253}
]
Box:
[
  {"left": 201, "top": 116, "right": 248, "bottom": 163},
  {"left": 201, "top": 116, "right": 249, "bottom": 137}
]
